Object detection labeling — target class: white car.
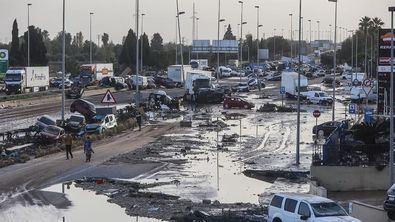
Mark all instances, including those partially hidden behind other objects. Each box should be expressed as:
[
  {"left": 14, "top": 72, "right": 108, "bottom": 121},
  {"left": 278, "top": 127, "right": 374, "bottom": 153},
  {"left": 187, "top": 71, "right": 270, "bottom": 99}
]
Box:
[
  {"left": 85, "top": 114, "right": 117, "bottom": 134},
  {"left": 268, "top": 193, "right": 361, "bottom": 222},
  {"left": 306, "top": 91, "right": 333, "bottom": 105}
]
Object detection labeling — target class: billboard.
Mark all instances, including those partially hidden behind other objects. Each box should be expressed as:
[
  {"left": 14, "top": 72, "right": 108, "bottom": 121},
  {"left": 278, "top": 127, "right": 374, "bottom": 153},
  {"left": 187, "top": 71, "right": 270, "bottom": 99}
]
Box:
[
  {"left": 258, "top": 49, "right": 269, "bottom": 60},
  {"left": 192, "top": 40, "right": 238, "bottom": 53},
  {"left": 377, "top": 29, "right": 395, "bottom": 114},
  {"left": 0, "top": 49, "right": 9, "bottom": 81}
]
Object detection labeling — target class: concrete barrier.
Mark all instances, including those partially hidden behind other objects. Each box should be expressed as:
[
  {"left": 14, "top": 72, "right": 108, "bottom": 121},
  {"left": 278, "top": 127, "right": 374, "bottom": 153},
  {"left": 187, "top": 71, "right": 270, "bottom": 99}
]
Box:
[
  {"left": 311, "top": 165, "right": 390, "bottom": 191},
  {"left": 309, "top": 180, "right": 328, "bottom": 197},
  {"left": 351, "top": 201, "right": 392, "bottom": 222}
]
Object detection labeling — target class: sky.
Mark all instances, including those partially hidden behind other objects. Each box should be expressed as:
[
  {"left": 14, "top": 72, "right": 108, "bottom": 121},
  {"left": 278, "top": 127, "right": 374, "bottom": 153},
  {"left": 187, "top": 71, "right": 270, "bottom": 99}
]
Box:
[{"left": 0, "top": 0, "right": 392, "bottom": 45}]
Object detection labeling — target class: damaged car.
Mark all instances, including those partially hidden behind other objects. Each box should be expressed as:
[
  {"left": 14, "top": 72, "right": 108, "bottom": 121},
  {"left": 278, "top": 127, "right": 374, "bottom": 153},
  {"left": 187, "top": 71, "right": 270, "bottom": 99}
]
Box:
[
  {"left": 65, "top": 115, "right": 86, "bottom": 133},
  {"left": 223, "top": 97, "right": 255, "bottom": 109},
  {"left": 148, "top": 91, "right": 180, "bottom": 110},
  {"left": 38, "top": 125, "right": 65, "bottom": 144}
]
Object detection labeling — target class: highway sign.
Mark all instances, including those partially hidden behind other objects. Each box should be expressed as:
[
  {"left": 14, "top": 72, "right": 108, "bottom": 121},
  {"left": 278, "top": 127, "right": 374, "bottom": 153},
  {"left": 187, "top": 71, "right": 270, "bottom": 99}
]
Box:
[
  {"left": 349, "top": 103, "right": 356, "bottom": 114},
  {"left": 280, "top": 86, "right": 286, "bottom": 95},
  {"left": 363, "top": 79, "right": 372, "bottom": 87},
  {"left": 101, "top": 90, "right": 117, "bottom": 104},
  {"left": 0, "top": 49, "right": 8, "bottom": 61},
  {"left": 313, "top": 110, "right": 321, "bottom": 118}
]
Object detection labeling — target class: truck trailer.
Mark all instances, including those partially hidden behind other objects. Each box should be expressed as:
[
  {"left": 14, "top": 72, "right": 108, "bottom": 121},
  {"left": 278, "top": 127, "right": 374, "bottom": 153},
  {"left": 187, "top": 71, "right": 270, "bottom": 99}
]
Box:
[
  {"left": 5, "top": 67, "right": 49, "bottom": 95},
  {"left": 281, "top": 71, "right": 309, "bottom": 99},
  {"left": 80, "top": 63, "right": 114, "bottom": 85},
  {"left": 167, "top": 65, "right": 192, "bottom": 85}
]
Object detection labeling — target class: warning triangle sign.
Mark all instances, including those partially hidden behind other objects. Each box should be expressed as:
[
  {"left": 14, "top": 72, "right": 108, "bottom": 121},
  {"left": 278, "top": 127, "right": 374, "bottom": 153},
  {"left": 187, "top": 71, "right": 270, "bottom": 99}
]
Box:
[{"left": 101, "top": 90, "right": 117, "bottom": 104}]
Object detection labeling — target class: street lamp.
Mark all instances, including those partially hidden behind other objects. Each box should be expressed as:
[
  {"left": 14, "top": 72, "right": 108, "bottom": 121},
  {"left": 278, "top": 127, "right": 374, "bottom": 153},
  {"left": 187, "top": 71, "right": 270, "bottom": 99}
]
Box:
[
  {"left": 176, "top": 0, "right": 185, "bottom": 84},
  {"left": 289, "top": 13, "right": 293, "bottom": 59},
  {"left": 140, "top": 13, "right": 146, "bottom": 72},
  {"left": 238, "top": 1, "right": 244, "bottom": 67},
  {"left": 296, "top": 0, "right": 302, "bottom": 165},
  {"left": 308, "top": 19, "right": 312, "bottom": 44},
  {"left": 273, "top": 28, "right": 276, "bottom": 60},
  {"left": 61, "top": 0, "right": 65, "bottom": 122},
  {"left": 317, "top": 20, "right": 320, "bottom": 41},
  {"left": 328, "top": 0, "right": 338, "bottom": 123},
  {"left": 27, "top": 3, "right": 32, "bottom": 67},
  {"left": 329, "top": 24, "right": 332, "bottom": 42},
  {"left": 388, "top": 6, "right": 395, "bottom": 186},
  {"left": 89, "top": 12, "right": 94, "bottom": 64},
  {"left": 255, "top": 5, "right": 261, "bottom": 65},
  {"left": 217, "top": 0, "right": 224, "bottom": 83}
]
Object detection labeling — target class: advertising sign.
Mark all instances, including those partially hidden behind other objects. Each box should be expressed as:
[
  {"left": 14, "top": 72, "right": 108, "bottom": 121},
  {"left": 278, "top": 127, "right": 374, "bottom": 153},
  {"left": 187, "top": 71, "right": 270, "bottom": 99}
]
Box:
[
  {"left": 377, "top": 29, "right": 395, "bottom": 114},
  {"left": 0, "top": 49, "right": 9, "bottom": 81}
]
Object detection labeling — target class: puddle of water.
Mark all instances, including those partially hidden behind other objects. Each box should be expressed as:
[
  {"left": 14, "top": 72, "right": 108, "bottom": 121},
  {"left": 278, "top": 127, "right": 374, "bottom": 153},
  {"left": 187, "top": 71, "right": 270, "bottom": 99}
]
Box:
[{"left": 0, "top": 183, "right": 165, "bottom": 222}]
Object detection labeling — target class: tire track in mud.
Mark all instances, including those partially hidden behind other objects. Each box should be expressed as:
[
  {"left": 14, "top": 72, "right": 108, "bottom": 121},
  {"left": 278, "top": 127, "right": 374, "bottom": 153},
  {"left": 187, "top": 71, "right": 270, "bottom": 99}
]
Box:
[{"left": 239, "top": 118, "right": 295, "bottom": 162}]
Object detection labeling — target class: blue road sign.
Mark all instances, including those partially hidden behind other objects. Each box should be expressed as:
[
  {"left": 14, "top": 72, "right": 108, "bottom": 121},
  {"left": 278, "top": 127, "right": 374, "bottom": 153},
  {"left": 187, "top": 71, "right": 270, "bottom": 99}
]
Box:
[
  {"left": 280, "top": 86, "right": 286, "bottom": 95},
  {"left": 349, "top": 103, "right": 356, "bottom": 114}
]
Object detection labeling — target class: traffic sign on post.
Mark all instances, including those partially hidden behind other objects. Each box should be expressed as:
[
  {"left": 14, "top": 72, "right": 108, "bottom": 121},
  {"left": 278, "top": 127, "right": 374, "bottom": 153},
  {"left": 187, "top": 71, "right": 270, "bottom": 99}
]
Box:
[
  {"left": 313, "top": 110, "right": 321, "bottom": 118},
  {"left": 280, "top": 86, "right": 286, "bottom": 95},
  {"left": 101, "top": 90, "right": 117, "bottom": 104},
  {"left": 349, "top": 103, "right": 356, "bottom": 114}
]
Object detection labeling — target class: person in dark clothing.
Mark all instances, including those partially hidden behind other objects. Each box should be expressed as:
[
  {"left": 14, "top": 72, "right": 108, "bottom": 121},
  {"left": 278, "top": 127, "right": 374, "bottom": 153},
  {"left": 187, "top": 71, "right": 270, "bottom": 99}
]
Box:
[
  {"left": 84, "top": 136, "right": 94, "bottom": 162},
  {"left": 136, "top": 105, "right": 145, "bottom": 131},
  {"left": 63, "top": 133, "right": 73, "bottom": 160}
]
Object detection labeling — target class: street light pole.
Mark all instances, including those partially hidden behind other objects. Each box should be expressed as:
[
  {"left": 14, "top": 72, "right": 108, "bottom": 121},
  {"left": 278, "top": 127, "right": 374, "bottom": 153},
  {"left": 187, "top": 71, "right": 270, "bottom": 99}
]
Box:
[
  {"left": 255, "top": 6, "right": 260, "bottom": 65},
  {"left": 273, "top": 28, "right": 276, "bottom": 60},
  {"left": 296, "top": 0, "right": 302, "bottom": 165},
  {"left": 27, "top": 3, "right": 32, "bottom": 67},
  {"left": 329, "top": 0, "right": 338, "bottom": 123},
  {"left": 217, "top": 0, "right": 221, "bottom": 83},
  {"left": 140, "top": 13, "right": 145, "bottom": 73},
  {"left": 135, "top": 0, "right": 140, "bottom": 105},
  {"left": 238, "top": 1, "right": 244, "bottom": 68},
  {"left": 308, "top": 19, "right": 312, "bottom": 44},
  {"left": 61, "top": 0, "right": 65, "bottom": 122},
  {"left": 176, "top": 0, "right": 185, "bottom": 84},
  {"left": 389, "top": 6, "right": 395, "bottom": 186},
  {"left": 89, "top": 12, "right": 94, "bottom": 64},
  {"left": 317, "top": 20, "right": 320, "bottom": 41},
  {"left": 289, "top": 14, "right": 293, "bottom": 59}
]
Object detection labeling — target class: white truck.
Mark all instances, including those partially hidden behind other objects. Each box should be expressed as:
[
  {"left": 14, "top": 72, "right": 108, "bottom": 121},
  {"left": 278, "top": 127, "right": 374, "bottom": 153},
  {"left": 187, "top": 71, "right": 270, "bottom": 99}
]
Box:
[
  {"left": 190, "top": 59, "right": 209, "bottom": 69},
  {"left": 185, "top": 70, "right": 212, "bottom": 96},
  {"left": 129, "top": 75, "right": 148, "bottom": 89},
  {"left": 80, "top": 63, "right": 114, "bottom": 85},
  {"left": 5, "top": 67, "right": 49, "bottom": 95},
  {"left": 167, "top": 65, "right": 192, "bottom": 85},
  {"left": 281, "top": 71, "right": 309, "bottom": 99}
]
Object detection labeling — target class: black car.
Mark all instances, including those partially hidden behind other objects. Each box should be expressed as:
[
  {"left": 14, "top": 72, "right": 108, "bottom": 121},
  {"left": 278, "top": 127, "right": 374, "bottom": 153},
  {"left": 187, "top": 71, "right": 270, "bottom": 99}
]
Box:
[
  {"left": 66, "top": 83, "right": 84, "bottom": 99},
  {"left": 154, "top": 76, "right": 177, "bottom": 88},
  {"left": 312, "top": 121, "right": 342, "bottom": 137},
  {"left": 196, "top": 88, "right": 224, "bottom": 104},
  {"left": 65, "top": 115, "right": 86, "bottom": 133},
  {"left": 322, "top": 77, "right": 341, "bottom": 87},
  {"left": 70, "top": 99, "right": 96, "bottom": 121},
  {"left": 148, "top": 91, "right": 180, "bottom": 110}
]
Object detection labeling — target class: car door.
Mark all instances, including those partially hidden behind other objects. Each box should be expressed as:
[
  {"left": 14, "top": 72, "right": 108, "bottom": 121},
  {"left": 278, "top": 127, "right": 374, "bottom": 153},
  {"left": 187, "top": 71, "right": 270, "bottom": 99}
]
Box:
[
  {"left": 295, "top": 202, "right": 314, "bottom": 222},
  {"left": 283, "top": 198, "right": 298, "bottom": 222}
]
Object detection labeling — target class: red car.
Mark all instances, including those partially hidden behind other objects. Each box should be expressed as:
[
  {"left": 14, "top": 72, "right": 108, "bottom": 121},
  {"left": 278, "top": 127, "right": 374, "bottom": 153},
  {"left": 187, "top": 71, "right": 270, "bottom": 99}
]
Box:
[{"left": 223, "top": 97, "right": 255, "bottom": 109}]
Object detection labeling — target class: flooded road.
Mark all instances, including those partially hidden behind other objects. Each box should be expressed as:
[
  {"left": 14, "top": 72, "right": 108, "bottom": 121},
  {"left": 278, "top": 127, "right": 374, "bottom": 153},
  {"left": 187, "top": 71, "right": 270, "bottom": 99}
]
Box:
[{"left": 0, "top": 183, "right": 164, "bottom": 222}]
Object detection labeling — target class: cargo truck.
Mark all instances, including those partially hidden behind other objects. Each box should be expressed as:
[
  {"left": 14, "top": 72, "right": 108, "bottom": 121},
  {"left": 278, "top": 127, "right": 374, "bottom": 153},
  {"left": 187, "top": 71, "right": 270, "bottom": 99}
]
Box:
[
  {"left": 80, "top": 63, "right": 114, "bottom": 86},
  {"left": 4, "top": 67, "right": 49, "bottom": 95},
  {"left": 281, "top": 71, "right": 309, "bottom": 99},
  {"left": 167, "top": 65, "right": 192, "bottom": 85}
]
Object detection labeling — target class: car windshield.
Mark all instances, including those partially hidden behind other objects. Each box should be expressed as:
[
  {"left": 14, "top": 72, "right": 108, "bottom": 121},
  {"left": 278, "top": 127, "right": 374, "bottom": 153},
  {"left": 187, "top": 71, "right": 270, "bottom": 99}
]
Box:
[
  {"left": 43, "top": 126, "right": 60, "bottom": 135},
  {"left": 5, "top": 74, "right": 21, "bottom": 81},
  {"left": 311, "top": 202, "right": 348, "bottom": 217},
  {"left": 91, "top": 115, "right": 105, "bottom": 123},
  {"left": 69, "top": 116, "right": 84, "bottom": 122},
  {"left": 319, "top": 93, "right": 327, "bottom": 97},
  {"left": 39, "top": 117, "right": 55, "bottom": 125}
]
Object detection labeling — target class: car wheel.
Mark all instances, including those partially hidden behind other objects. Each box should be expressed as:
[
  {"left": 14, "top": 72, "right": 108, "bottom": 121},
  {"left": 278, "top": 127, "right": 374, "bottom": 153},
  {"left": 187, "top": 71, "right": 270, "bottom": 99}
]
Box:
[
  {"left": 388, "top": 211, "right": 395, "bottom": 220},
  {"left": 273, "top": 218, "right": 282, "bottom": 222}
]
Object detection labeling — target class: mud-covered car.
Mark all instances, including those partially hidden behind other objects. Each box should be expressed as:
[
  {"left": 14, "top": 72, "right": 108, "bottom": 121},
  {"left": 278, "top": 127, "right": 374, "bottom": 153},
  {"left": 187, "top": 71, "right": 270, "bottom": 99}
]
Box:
[
  {"left": 65, "top": 115, "right": 86, "bottom": 133},
  {"left": 70, "top": 99, "right": 96, "bottom": 121},
  {"left": 196, "top": 88, "right": 224, "bottom": 104},
  {"left": 38, "top": 125, "right": 65, "bottom": 144},
  {"left": 66, "top": 84, "right": 84, "bottom": 99},
  {"left": 223, "top": 97, "right": 254, "bottom": 109},
  {"left": 148, "top": 91, "right": 180, "bottom": 110}
]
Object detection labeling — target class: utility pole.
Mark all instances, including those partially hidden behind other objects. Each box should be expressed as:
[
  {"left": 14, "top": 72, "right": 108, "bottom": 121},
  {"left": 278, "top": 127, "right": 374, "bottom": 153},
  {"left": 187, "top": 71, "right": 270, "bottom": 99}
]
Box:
[
  {"left": 308, "top": 19, "right": 312, "bottom": 44},
  {"left": 296, "top": 0, "right": 302, "bottom": 165},
  {"left": 27, "top": 3, "right": 32, "bottom": 67},
  {"left": 135, "top": 0, "right": 140, "bottom": 105},
  {"left": 329, "top": 0, "right": 338, "bottom": 123},
  {"left": 238, "top": 1, "right": 244, "bottom": 68},
  {"left": 89, "top": 12, "right": 94, "bottom": 64},
  {"left": 289, "top": 14, "right": 293, "bottom": 59},
  {"left": 141, "top": 13, "right": 145, "bottom": 73},
  {"left": 389, "top": 6, "right": 395, "bottom": 186},
  {"left": 217, "top": 0, "right": 223, "bottom": 83},
  {"left": 192, "top": 3, "right": 196, "bottom": 42},
  {"left": 61, "top": 0, "right": 65, "bottom": 122},
  {"left": 176, "top": 0, "right": 185, "bottom": 84},
  {"left": 273, "top": 28, "right": 276, "bottom": 60}
]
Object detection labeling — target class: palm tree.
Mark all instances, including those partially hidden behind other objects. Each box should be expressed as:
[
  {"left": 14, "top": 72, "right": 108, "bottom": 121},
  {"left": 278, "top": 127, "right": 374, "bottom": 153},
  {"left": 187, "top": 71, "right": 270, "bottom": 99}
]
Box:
[
  {"left": 370, "top": 17, "right": 384, "bottom": 78},
  {"left": 359, "top": 16, "right": 373, "bottom": 75}
]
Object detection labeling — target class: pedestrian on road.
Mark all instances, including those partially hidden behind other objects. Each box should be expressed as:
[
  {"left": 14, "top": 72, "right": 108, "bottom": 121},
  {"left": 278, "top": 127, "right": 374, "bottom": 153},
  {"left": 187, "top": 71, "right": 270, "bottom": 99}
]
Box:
[
  {"left": 136, "top": 104, "right": 145, "bottom": 131},
  {"left": 63, "top": 133, "right": 73, "bottom": 160},
  {"left": 84, "top": 136, "right": 94, "bottom": 162}
]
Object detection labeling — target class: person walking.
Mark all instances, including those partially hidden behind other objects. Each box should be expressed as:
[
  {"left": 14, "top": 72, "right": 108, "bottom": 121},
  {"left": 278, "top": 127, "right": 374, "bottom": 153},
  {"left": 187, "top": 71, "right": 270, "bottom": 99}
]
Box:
[
  {"left": 64, "top": 133, "right": 73, "bottom": 160},
  {"left": 136, "top": 104, "right": 145, "bottom": 131},
  {"left": 84, "top": 136, "right": 94, "bottom": 162}
]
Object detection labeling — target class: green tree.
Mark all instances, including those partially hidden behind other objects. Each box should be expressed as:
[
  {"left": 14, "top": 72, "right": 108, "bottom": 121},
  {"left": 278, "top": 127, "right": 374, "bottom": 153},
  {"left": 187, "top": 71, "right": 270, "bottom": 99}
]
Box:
[
  {"left": 102, "top": 33, "right": 109, "bottom": 46},
  {"left": 139, "top": 33, "right": 150, "bottom": 67},
  {"left": 21, "top": 26, "right": 48, "bottom": 66},
  {"left": 151, "top": 33, "right": 163, "bottom": 51},
  {"left": 223, "top": 24, "right": 236, "bottom": 40},
  {"left": 119, "top": 29, "right": 137, "bottom": 69},
  {"left": 9, "top": 19, "right": 24, "bottom": 66}
]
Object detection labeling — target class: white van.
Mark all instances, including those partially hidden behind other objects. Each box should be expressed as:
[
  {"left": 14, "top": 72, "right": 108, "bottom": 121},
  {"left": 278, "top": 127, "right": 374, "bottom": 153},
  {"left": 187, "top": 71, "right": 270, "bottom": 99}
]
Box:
[{"left": 268, "top": 193, "right": 361, "bottom": 222}]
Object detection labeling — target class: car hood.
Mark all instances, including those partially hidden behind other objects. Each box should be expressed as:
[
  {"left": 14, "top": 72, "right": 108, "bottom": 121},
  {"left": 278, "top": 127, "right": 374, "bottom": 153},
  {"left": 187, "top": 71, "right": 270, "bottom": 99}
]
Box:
[
  {"left": 316, "top": 216, "right": 360, "bottom": 222},
  {"left": 86, "top": 123, "right": 102, "bottom": 130}
]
